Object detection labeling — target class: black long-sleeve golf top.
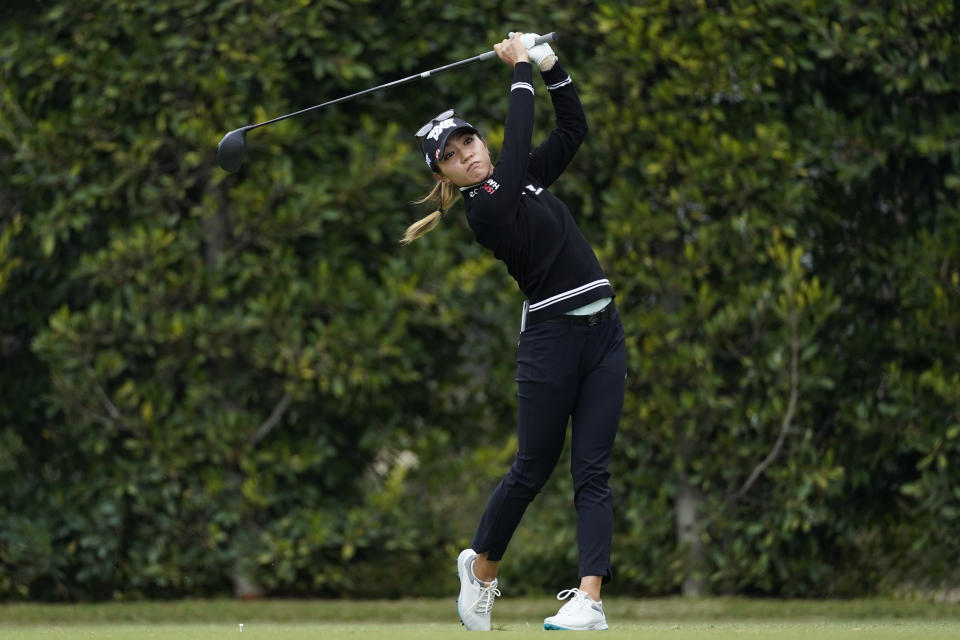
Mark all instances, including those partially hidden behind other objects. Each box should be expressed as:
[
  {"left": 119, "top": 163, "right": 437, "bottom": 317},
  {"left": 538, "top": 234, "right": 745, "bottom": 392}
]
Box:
[{"left": 461, "top": 61, "right": 614, "bottom": 326}]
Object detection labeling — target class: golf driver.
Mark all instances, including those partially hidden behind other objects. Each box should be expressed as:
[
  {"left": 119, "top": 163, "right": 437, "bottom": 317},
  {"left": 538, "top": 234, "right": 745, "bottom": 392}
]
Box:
[{"left": 216, "top": 32, "right": 558, "bottom": 172}]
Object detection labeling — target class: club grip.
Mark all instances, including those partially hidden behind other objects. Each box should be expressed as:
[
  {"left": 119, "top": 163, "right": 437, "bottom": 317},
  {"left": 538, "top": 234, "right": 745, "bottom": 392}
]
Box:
[
  {"left": 477, "top": 32, "right": 559, "bottom": 62},
  {"left": 534, "top": 32, "right": 558, "bottom": 45}
]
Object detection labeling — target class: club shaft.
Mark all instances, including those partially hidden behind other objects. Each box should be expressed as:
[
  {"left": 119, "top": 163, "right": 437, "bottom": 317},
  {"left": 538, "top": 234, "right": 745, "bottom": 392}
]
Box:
[{"left": 243, "top": 32, "right": 557, "bottom": 133}]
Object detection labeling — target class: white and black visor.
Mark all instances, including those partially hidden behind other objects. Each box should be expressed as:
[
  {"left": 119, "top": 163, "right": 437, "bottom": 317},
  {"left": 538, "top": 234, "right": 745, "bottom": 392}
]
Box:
[{"left": 415, "top": 109, "right": 478, "bottom": 171}]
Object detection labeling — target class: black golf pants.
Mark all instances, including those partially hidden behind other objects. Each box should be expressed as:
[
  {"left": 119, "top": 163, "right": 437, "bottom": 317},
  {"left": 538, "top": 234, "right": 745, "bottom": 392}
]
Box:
[{"left": 470, "top": 304, "right": 626, "bottom": 584}]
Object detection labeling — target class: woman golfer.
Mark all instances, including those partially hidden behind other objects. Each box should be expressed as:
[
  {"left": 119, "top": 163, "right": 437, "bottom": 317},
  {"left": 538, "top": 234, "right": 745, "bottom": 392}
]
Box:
[{"left": 403, "top": 33, "right": 626, "bottom": 631}]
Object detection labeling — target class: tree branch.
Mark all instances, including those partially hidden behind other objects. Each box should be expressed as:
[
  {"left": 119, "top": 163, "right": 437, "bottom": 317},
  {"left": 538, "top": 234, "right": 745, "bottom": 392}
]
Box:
[
  {"left": 84, "top": 362, "right": 126, "bottom": 424},
  {"left": 731, "top": 311, "right": 801, "bottom": 503},
  {"left": 249, "top": 393, "right": 293, "bottom": 445}
]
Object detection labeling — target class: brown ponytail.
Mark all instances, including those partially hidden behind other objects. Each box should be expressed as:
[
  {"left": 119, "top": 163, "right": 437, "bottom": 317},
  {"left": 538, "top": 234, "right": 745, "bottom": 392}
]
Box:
[{"left": 401, "top": 180, "right": 460, "bottom": 245}]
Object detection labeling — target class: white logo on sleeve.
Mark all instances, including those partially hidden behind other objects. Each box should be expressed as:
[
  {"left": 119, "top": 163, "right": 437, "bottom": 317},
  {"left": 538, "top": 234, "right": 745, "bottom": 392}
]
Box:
[
  {"left": 525, "top": 184, "right": 543, "bottom": 195},
  {"left": 426, "top": 118, "right": 458, "bottom": 141}
]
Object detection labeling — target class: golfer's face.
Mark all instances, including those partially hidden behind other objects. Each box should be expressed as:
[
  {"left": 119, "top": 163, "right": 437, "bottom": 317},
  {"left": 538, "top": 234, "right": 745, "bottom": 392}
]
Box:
[{"left": 437, "top": 132, "right": 492, "bottom": 186}]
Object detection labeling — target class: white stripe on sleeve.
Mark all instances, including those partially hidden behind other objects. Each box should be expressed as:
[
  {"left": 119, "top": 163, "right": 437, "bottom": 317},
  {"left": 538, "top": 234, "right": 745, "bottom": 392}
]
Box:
[
  {"left": 511, "top": 82, "right": 535, "bottom": 94},
  {"left": 546, "top": 76, "right": 573, "bottom": 90}
]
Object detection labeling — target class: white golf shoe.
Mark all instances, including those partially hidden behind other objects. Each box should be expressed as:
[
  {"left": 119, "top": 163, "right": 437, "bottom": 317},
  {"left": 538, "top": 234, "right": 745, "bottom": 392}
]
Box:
[
  {"left": 543, "top": 588, "right": 608, "bottom": 631},
  {"left": 456, "top": 548, "right": 501, "bottom": 631}
]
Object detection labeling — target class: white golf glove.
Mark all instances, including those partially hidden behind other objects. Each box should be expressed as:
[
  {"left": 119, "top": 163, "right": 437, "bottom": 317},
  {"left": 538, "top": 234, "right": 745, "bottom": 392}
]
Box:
[{"left": 508, "top": 32, "right": 557, "bottom": 70}]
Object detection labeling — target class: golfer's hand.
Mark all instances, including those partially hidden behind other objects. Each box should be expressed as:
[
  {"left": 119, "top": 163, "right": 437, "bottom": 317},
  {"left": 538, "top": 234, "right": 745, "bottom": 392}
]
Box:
[
  {"left": 508, "top": 32, "right": 557, "bottom": 71},
  {"left": 494, "top": 33, "right": 530, "bottom": 67}
]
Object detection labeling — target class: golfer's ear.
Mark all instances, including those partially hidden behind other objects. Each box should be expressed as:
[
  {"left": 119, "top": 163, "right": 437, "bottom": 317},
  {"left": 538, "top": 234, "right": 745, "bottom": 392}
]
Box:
[{"left": 434, "top": 172, "right": 450, "bottom": 184}]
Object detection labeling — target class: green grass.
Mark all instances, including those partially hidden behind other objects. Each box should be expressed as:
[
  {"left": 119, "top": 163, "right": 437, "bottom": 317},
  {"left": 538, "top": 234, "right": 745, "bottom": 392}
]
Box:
[
  {"left": 2, "top": 598, "right": 959, "bottom": 639},
  {"left": 2, "top": 623, "right": 960, "bottom": 640}
]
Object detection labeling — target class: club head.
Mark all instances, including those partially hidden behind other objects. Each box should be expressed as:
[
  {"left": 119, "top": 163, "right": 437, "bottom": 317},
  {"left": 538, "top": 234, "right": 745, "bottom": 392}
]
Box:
[{"left": 216, "top": 128, "right": 247, "bottom": 172}]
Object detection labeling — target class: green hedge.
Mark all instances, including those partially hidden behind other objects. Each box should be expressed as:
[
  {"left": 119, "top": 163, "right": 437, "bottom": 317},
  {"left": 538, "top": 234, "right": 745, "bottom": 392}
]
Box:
[{"left": 1, "top": 1, "right": 958, "bottom": 600}]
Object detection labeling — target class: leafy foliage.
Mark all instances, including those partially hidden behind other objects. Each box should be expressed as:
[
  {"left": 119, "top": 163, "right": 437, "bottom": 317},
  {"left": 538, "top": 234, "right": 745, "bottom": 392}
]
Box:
[{"left": 1, "top": 0, "right": 958, "bottom": 600}]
